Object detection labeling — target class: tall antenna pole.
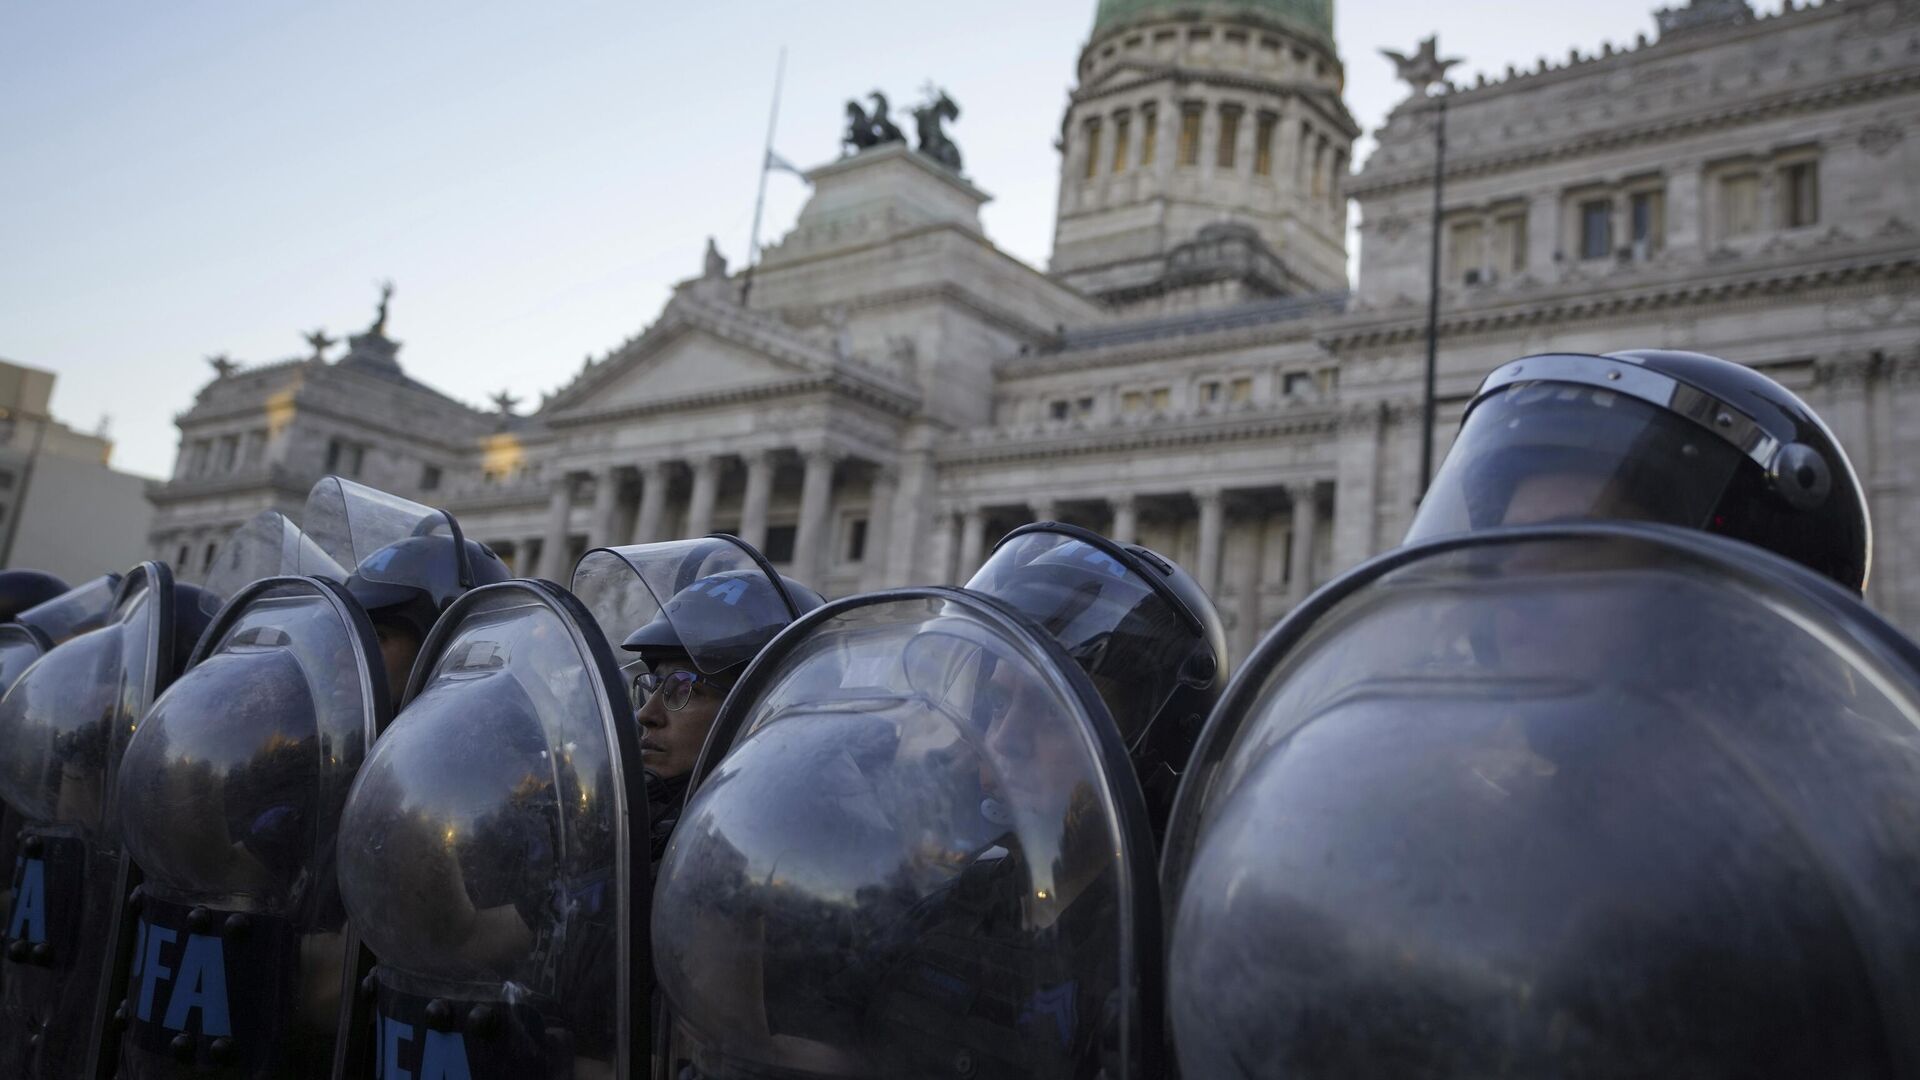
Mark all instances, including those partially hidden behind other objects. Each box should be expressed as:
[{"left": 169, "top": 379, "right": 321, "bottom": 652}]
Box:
[
  {"left": 1418, "top": 87, "right": 1448, "bottom": 501},
  {"left": 739, "top": 47, "right": 787, "bottom": 309}
]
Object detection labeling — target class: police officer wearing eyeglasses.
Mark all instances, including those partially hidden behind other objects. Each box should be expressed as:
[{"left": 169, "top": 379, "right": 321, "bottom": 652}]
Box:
[{"left": 622, "top": 567, "right": 824, "bottom": 868}]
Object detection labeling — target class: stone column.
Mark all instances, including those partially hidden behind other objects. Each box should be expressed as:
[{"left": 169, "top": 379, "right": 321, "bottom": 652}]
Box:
[
  {"left": 538, "top": 476, "right": 574, "bottom": 581},
  {"left": 1288, "top": 481, "right": 1320, "bottom": 605},
  {"left": 737, "top": 450, "right": 774, "bottom": 550},
  {"left": 1232, "top": 514, "right": 1266, "bottom": 666},
  {"left": 588, "top": 466, "right": 622, "bottom": 550},
  {"left": 684, "top": 455, "right": 721, "bottom": 537},
  {"left": 957, "top": 505, "right": 987, "bottom": 581},
  {"left": 1194, "top": 488, "right": 1225, "bottom": 597},
  {"left": 791, "top": 448, "right": 840, "bottom": 583},
  {"left": 630, "top": 461, "right": 668, "bottom": 545},
  {"left": 860, "top": 466, "right": 898, "bottom": 591},
  {"left": 1109, "top": 493, "right": 1139, "bottom": 545},
  {"left": 1029, "top": 497, "right": 1057, "bottom": 524},
  {"left": 927, "top": 506, "right": 959, "bottom": 586},
  {"left": 521, "top": 537, "right": 544, "bottom": 578}
]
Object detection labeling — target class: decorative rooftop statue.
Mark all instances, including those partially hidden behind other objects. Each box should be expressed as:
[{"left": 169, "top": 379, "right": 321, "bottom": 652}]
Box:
[
  {"left": 843, "top": 91, "right": 906, "bottom": 155},
  {"left": 913, "top": 88, "right": 964, "bottom": 173},
  {"left": 304, "top": 328, "right": 336, "bottom": 361},
  {"left": 1382, "top": 35, "right": 1461, "bottom": 97},
  {"left": 370, "top": 279, "right": 395, "bottom": 336}
]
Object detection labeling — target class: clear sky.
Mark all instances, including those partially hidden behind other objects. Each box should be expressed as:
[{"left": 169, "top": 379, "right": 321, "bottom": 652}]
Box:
[{"left": 2, "top": 1, "right": 1785, "bottom": 478}]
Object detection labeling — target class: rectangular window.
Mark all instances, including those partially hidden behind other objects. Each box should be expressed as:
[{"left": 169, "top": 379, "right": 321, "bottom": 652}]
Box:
[
  {"left": 1112, "top": 111, "right": 1131, "bottom": 173},
  {"left": 1139, "top": 105, "right": 1158, "bottom": 166},
  {"left": 1148, "top": 387, "right": 1172, "bottom": 411},
  {"left": 1783, "top": 161, "right": 1819, "bottom": 228},
  {"left": 347, "top": 443, "right": 366, "bottom": 478},
  {"left": 763, "top": 525, "right": 797, "bottom": 564},
  {"left": 1448, "top": 220, "right": 1485, "bottom": 285},
  {"left": 1311, "top": 137, "right": 1329, "bottom": 196},
  {"left": 1229, "top": 376, "right": 1254, "bottom": 404},
  {"left": 1296, "top": 122, "right": 1313, "bottom": 185},
  {"left": 1580, "top": 199, "right": 1613, "bottom": 260},
  {"left": 1253, "top": 112, "right": 1277, "bottom": 176},
  {"left": 177, "top": 545, "right": 191, "bottom": 568},
  {"left": 1075, "top": 396, "right": 1096, "bottom": 416},
  {"left": 1630, "top": 190, "right": 1665, "bottom": 257},
  {"left": 1284, "top": 372, "right": 1313, "bottom": 397},
  {"left": 1083, "top": 119, "right": 1103, "bottom": 180},
  {"left": 1121, "top": 390, "right": 1146, "bottom": 414},
  {"left": 216, "top": 435, "right": 238, "bottom": 472},
  {"left": 1178, "top": 104, "right": 1203, "bottom": 166},
  {"left": 1049, "top": 400, "right": 1071, "bottom": 421},
  {"left": 420, "top": 464, "right": 442, "bottom": 491},
  {"left": 203, "top": 542, "right": 219, "bottom": 572},
  {"left": 1199, "top": 380, "right": 1223, "bottom": 406},
  {"left": 1720, "top": 173, "right": 1761, "bottom": 238},
  {"left": 845, "top": 518, "right": 869, "bottom": 563},
  {"left": 324, "top": 438, "right": 344, "bottom": 473},
  {"left": 1329, "top": 150, "right": 1347, "bottom": 208},
  {"left": 243, "top": 430, "right": 266, "bottom": 466},
  {"left": 1494, "top": 213, "right": 1528, "bottom": 274},
  {"left": 1316, "top": 368, "right": 1339, "bottom": 395},
  {"left": 1217, "top": 105, "right": 1242, "bottom": 169}
]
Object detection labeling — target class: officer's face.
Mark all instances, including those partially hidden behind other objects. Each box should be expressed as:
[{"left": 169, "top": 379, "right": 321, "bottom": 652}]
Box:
[
  {"left": 636, "top": 657, "right": 728, "bottom": 781},
  {"left": 978, "top": 660, "right": 1079, "bottom": 812},
  {"left": 374, "top": 619, "right": 422, "bottom": 705}
]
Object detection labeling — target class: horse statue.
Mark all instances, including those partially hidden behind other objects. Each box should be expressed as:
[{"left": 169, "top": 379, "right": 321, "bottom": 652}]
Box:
[
  {"left": 843, "top": 91, "right": 907, "bottom": 156},
  {"left": 912, "top": 89, "right": 963, "bottom": 173}
]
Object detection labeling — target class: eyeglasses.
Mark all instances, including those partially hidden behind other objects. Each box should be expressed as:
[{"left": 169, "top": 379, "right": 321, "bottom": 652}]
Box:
[{"left": 633, "top": 668, "right": 724, "bottom": 713}]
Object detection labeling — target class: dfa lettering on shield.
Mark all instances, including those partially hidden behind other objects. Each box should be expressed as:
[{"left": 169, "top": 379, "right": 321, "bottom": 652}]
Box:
[
  {"left": 129, "top": 918, "right": 233, "bottom": 1036},
  {"left": 375, "top": 1012, "right": 474, "bottom": 1080}
]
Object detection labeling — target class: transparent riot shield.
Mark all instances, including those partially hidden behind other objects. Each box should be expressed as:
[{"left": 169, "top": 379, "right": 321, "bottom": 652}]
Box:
[
  {"left": 202, "top": 510, "right": 347, "bottom": 602},
  {"left": 110, "top": 570, "right": 386, "bottom": 1079},
  {"left": 0, "top": 563, "right": 176, "bottom": 1079},
  {"left": 301, "top": 477, "right": 470, "bottom": 588},
  {"left": 1162, "top": 523, "right": 1920, "bottom": 1079},
  {"left": 653, "top": 587, "right": 1162, "bottom": 1080},
  {"left": 335, "top": 579, "right": 643, "bottom": 1080}
]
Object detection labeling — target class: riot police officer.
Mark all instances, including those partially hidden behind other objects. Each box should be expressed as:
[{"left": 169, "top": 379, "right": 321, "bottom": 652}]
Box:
[
  {"left": 1160, "top": 352, "right": 1920, "bottom": 1077},
  {"left": 1407, "top": 348, "right": 1870, "bottom": 591},
  {"left": 108, "top": 480, "right": 507, "bottom": 1079},
  {"left": 653, "top": 522, "right": 1222, "bottom": 1079},
  {"left": 597, "top": 543, "right": 822, "bottom": 865}
]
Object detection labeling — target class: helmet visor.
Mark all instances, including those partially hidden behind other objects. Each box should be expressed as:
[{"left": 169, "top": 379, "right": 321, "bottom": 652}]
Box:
[
  {"left": 967, "top": 532, "right": 1202, "bottom": 748},
  {"left": 302, "top": 476, "right": 469, "bottom": 593},
  {"left": 572, "top": 537, "right": 795, "bottom": 678},
  {"left": 1408, "top": 382, "right": 1748, "bottom": 545},
  {"left": 202, "top": 509, "right": 343, "bottom": 601},
  {"left": 17, "top": 573, "right": 122, "bottom": 645}
]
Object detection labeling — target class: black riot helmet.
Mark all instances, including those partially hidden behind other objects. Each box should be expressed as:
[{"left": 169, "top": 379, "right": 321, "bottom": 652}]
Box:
[
  {"left": 13, "top": 573, "right": 121, "bottom": 645},
  {"left": 1409, "top": 349, "right": 1871, "bottom": 592},
  {"left": 967, "top": 522, "right": 1228, "bottom": 826},
  {"left": 344, "top": 530, "right": 511, "bottom": 640},
  {"left": 168, "top": 580, "right": 221, "bottom": 678},
  {"left": 573, "top": 534, "right": 823, "bottom": 678},
  {"left": 621, "top": 569, "right": 824, "bottom": 672},
  {"left": 0, "top": 570, "right": 70, "bottom": 622}
]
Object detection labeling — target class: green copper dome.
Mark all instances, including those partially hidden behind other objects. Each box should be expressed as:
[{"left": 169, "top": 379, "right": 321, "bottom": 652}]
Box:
[{"left": 1092, "top": 0, "right": 1334, "bottom": 47}]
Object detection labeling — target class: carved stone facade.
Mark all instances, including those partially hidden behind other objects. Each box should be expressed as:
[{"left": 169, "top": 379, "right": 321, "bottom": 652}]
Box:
[{"left": 147, "top": 0, "right": 1920, "bottom": 654}]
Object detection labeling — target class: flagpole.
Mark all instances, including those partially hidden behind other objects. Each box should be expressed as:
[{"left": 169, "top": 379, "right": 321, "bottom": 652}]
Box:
[{"left": 740, "top": 46, "right": 787, "bottom": 308}]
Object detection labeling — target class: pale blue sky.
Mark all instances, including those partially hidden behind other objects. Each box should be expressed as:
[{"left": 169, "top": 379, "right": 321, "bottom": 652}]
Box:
[{"left": 2, "top": 1, "right": 1774, "bottom": 477}]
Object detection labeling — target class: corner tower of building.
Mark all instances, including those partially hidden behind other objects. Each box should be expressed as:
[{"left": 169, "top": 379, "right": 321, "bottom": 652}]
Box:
[{"left": 1050, "top": 0, "right": 1356, "bottom": 316}]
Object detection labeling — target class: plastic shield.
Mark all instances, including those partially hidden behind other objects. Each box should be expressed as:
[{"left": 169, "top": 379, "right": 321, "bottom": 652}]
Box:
[
  {"left": 653, "top": 588, "right": 1162, "bottom": 1080},
  {"left": 109, "top": 573, "right": 386, "bottom": 1079},
  {"left": 1162, "top": 524, "right": 1920, "bottom": 1079},
  {"left": 335, "top": 580, "right": 644, "bottom": 1079},
  {"left": 300, "top": 477, "right": 469, "bottom": 589},
  {"left": 0, "top": 563, "right": 176, "bottom": 1079},
  {"left": 17, "top": 574, "right": 123, "bottom": 647},
  {"left": 202, "top": 511, "right": 346, "bottom": 602},
  {"left": 572, "top": 536, "right": 801, "bottom": 678}
]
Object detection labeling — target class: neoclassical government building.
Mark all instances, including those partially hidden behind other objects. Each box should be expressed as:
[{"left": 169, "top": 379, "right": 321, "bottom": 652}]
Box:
[{"left": 149, "top": 0, "right": 1920, "bottom": 653}]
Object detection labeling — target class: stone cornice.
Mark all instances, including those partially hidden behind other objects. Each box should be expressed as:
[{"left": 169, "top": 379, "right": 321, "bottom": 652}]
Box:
[
  {"left": 1351, "top": 65, "right": 1920, "bottom": 199},
  {"left": 937, "top": 405, "right": 1342, "bottom": 466},
  {"left": 546, "top": 368, "right": 920, "bottom": 432},
  {"left": 145, "top": 463, "right": 315, "bottom": 507},
  {"left": 1000, "top": 296, "right": 1341, "bottom": 376},
  {"left": 1322, "top": 245, "right": 1920, "bottom": 351}
]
